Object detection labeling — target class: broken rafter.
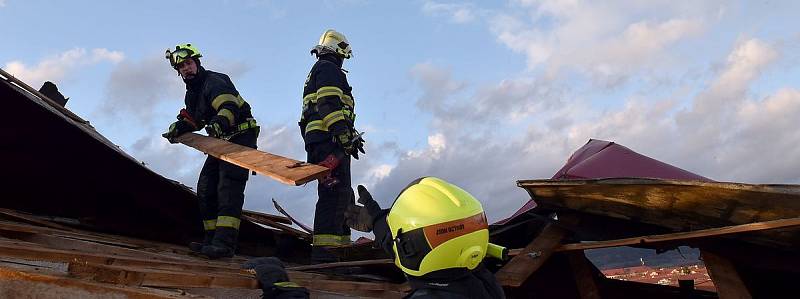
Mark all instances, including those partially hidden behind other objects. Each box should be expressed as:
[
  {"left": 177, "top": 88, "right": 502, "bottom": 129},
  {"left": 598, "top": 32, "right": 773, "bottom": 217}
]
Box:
[
  {"left": 701, "top": 250, "right": 753, "bottom": 299},
  {"left": 495, "top": 217, "right": 573, "bottom": 287},
  {"left": 242, "top": 209, "right": 291, "bottom": 224},
  {"left": 0, "top": 67, "right": 90, "bottom": 125},
  {"left": 556, "top": 216, "right": 800, "bottom": 252},
  {"left": 272, "top": 198, "right": 313, "bottom": 234},
  {"left": 287, "top": 258, "right": 395, "bottom": 271},
  {"left": 175, "top": 133, "right": 330, "bottom": 186},
  {"left": 241, "top": 214, "right": 310, "bottom": 240}
]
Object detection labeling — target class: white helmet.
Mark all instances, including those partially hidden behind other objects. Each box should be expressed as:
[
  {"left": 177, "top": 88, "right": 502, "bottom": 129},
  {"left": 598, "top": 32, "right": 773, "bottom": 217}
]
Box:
[{"left": 311, "top": 29, "right": 352, "bottom": 59}]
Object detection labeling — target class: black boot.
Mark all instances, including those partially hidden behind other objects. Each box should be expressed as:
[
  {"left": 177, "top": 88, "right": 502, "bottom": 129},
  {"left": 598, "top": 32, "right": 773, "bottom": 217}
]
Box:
[
  {"left": 201, "top": 227, "right": 238, "bottom": 259},
  {"left": 189, "top": 230, "right": 215, "bottom": 253},
  {"left": 310, "top": 246, "right": 340, "bottom": 264}
]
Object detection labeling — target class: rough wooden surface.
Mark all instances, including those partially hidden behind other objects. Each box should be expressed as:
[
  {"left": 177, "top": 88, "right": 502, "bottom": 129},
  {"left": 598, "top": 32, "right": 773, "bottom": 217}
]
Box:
[
  {"left": 495, "top": 223, "right": 568, "bottom": 287},
  {"left": 557, "top": 216, "right": 800, "bottom": 252},
  {"left": 566, "top": 252, "right": 601, "bottom": 299},
  {"left": 175, "top": 132, "right": 330, "bottom": 186},
  {"left": 518, "top": 178, "right": 800, "bottom": 248},
  {"left": 0, "top": 266, "right": 202, "bottom": 299},
  {"left": 701, "top": 250, "right": 753, "bottom": 299}
]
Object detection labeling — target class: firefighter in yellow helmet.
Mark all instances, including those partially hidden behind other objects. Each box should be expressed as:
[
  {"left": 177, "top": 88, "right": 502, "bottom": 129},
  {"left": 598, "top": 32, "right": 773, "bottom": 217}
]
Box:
[
  {"left": 300, "top": 29, "right": 364, "bottom": 262},
  {"left": 345, "top": 177, "right": 506, "bottom": 298},
  {"left": 162, "top": 43, "right": 259, "bottom": 259}
]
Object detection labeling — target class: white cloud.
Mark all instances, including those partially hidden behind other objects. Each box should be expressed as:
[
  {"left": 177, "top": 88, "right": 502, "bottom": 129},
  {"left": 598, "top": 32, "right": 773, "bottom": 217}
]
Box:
[
  {"left": 370, "top": 37, "right": 799, "bottom": 223},
  {"left": 99, "top": 50, "right": 251, "bottom": 124},
  {"left": 488, "top": 1, "right": 722, "bottom": 87},
  {"left": 3, "top": 48, "right": 124, "bottom": 88},
  {"left": 422, "top": 1, "right": 477, "bottom": 24},
  {"left": 0, "top": 0, "right": 6, "bottom": 8}
]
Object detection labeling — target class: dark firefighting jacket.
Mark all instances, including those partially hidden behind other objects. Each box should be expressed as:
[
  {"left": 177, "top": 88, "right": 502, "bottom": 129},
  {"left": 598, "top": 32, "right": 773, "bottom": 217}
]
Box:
[
  {"left": 183, "top": 68, "right": 254, "bottom": 133},
  {"left": 299, "top": 54, "right": 355, "bottom": 146}
]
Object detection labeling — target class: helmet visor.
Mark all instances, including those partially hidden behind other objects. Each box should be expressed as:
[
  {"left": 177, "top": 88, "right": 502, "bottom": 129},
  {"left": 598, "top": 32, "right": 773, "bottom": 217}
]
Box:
[
  {"left": 394, "top": 212, "right": 488, "bottom": 271},
  {"left": 166, "top": 49, "right": 194, "bottom": 67}
]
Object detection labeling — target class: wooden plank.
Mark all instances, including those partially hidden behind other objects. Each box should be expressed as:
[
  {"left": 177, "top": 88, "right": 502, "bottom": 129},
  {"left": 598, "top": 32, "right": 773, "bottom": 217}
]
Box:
[
  {"left": 175, "top": 132, "right": 330, "bottom": 186},
  {"left": 517, "top": 178, "right": 800, "bottom": 248},
  {"left": 242, "top": 209, "right": 291, "bottom": 224},
  {"left": 0, "top": 240, "right": 247, "bottom": 275},
  {"left": 67, "top": 261, "right": 407, "bottom": 297},
  {"left": 288, "top": 258, "right": 395, "bottom": 271},
  {"left": 557, "top": 216, "right": 800, "bottom": 252},
  {"left": 0, "top": 265, "right": 202, "bottom": 298},
  {"left": 701, "top": 250, "right": 752, "bottom": 299},
  {"left": 68, "top": 261, "right": 258, "bottom": 289},
  {"left": 0, "top": 208, "right": 78, "bottom": 232},
  {"left": 495, "top": 222, "right": 569, "bottom": 287},
  {"left": 273, "top": 198, "right": 313, "bottom": 234},
  {"left": 566, "top": 252, "right": 601, "bottom": 299}
]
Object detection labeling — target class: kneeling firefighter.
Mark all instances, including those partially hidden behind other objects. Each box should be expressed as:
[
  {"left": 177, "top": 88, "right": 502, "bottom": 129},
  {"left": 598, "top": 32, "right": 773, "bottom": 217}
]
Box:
[{"left": 345, "top": 177, "right": 507, "bottom": 298}]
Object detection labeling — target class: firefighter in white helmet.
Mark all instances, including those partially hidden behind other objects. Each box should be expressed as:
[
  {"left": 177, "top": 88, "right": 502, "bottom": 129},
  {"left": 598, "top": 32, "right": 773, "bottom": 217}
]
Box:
[{"left": 299, "top": 29, "right": 365, "bottom": 263}]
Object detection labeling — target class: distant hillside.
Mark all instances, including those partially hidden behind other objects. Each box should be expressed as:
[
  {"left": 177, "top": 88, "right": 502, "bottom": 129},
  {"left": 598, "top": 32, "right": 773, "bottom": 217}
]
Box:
[{"left": 585, "top": 246, "right": 701, "bottom": 269}]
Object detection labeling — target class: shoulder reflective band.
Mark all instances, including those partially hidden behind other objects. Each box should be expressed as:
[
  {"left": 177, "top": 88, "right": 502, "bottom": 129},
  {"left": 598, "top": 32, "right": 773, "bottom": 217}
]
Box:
[
  {"left": 313, "top": 234, "right": 351, "bottom": 246},
  {"left": 203, "top": 220, "right": 217, "bottom": 231},
  {"left": 422, "top": 212, "right": 488, "bottom": 248},
  {"left": 316, "top": 86, "right": 344, "bottom": 99},
  {"left": 211, "top": 94, "right": 246, "bottom": 110},
  {"left": 216, "top": 216, "right": 241, "bottom": 229}
]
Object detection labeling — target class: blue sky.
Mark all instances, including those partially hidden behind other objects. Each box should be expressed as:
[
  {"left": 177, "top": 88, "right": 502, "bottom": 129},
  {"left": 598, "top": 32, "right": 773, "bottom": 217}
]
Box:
[{"left": 4, "top": 1, "right": 800, "bottom": 236}]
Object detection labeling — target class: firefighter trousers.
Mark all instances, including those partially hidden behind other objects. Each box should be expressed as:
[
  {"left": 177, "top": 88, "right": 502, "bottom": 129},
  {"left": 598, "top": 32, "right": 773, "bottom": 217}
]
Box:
[
  {"left": 197, "top": 129, "right": 258, "bottom": 233},
  {"left": 308, "top": 141, "right": 354, "bottom": 246}
]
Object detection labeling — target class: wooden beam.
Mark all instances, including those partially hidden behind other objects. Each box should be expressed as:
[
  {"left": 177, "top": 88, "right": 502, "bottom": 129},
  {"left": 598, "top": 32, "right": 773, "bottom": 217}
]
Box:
[
  {"left": 241, "top": 215, "right": 310, "bottom": 240},
  {"left": 0, "top": 240, "right": 246, "bottom": 275},
  {"left": 566, "top": 252, "right": 601, "bottom": 299},
  {"left": 287, "top": 258, "right": 395, "bottom": 271},
  {"left": 495, "top": 220, "right": 570, "bottom": 287},
  {"left": 68, "top": 261, "right": 258, "bottom": 289},
  {"left": 175, "top": 133, "right": 330, "bottom": 186},
  {"left": 242, "top": 209, "right": 291, "bottom": 224},
  {"left": 0, "top": 208, "right": 78, "bottom": 232},
  {"left": 557, "top": 216, "right": 800, "bottom": 252},
  {"left": 517, "top": 178, "right": 800, "bottom": 248},
  {"left": 273, "top": 199, "right": 313, "bottom": 234},
  {"left": 0, "top": 266, "right": 202, "bottom": 298},
  {"left": 0, "top": 67, "right": 90, "bottom": 125},
  {"left": 701, "top": 250, "right": 752, "bottom": 299}
]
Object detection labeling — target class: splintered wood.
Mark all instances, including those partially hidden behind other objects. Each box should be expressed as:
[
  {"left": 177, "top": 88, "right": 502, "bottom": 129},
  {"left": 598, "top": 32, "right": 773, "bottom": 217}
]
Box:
[
  {"left": 175, "top": 132, "right": 329, "bottom": 186},
  {"left": 0, "top": 217, "right": 406, "bottom": 298}
]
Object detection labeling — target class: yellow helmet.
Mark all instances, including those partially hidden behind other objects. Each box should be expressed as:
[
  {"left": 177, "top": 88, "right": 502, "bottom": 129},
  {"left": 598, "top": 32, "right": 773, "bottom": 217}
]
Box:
[
  {"left": 165, "top": 43, "right": 202, "bottom": 69},
  {"left": 311, "top": 29, "right": 352, "bottom": 59},
  {"left": 386, "top": 177, "right": 489, "bottom": 277}
]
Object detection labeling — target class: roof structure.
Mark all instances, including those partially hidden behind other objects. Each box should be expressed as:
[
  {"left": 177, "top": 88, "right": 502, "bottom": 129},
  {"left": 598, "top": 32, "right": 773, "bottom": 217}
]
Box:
[{"left": 2, "top": 69, "right": 798, "bottom": 298}]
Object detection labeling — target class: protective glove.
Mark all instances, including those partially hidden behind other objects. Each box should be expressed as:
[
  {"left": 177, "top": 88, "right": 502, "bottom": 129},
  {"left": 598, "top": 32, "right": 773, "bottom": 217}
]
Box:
[
  {"left": 335, "top": 132, "right": 353, "bottom": 153},
  {"left": 351, "top": 135, "right": 365, "bottom": 160},
  {"left": 335, "top": 131, "right": 366, "bottom": 159},
  {"left": 345, "top": 185, "right": 382, "bottom": 232},
  {"left": 162, "top": 120, "right": 194, "bottom": 143},
  {"left": 205, "top": 115, "right": 230, "bottom": 138}
]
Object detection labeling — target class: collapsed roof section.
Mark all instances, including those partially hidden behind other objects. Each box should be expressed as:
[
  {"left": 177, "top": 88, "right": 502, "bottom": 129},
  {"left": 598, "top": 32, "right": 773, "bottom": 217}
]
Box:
[{"left": 0, "top": 69, "right": 304, "bottom": 258}]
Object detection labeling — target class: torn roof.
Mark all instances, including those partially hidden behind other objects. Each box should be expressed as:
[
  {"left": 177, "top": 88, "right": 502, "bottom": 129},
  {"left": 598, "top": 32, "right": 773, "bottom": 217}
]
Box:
[{"left": 0, "top": 70, "right": 300, "bottom": 256}]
